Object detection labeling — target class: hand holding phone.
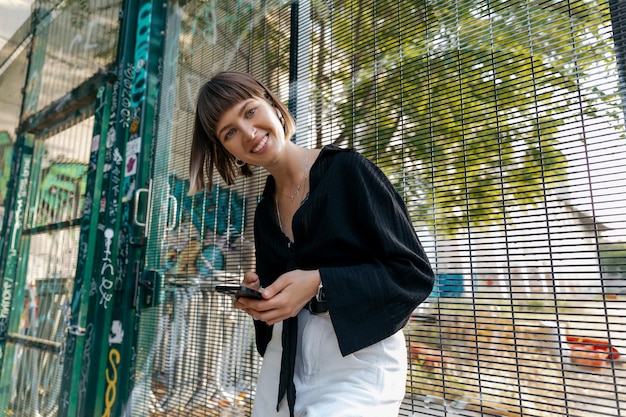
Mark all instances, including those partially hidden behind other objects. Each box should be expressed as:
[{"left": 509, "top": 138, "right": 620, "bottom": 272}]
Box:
[{"left": 215, "top": 285, "right": 263, "bottom": 300}]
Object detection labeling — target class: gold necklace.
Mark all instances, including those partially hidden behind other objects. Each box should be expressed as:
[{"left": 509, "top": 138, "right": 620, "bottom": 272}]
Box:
[
  {"left": 276, "top": 152, "right": 310, "bottom": 203},
  {"left": 275, "top": 151, "right": 310, "bottom": 236}
]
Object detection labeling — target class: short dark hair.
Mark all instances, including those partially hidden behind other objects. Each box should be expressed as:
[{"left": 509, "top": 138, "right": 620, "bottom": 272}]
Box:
[{"left": 189, "top": 71, "right": 295, "bottom": 194}]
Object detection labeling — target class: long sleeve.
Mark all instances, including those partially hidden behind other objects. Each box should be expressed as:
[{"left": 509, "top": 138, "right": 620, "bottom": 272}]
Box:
[
  {"left": 253, "top": 146, "right": 434, "bottom": 357},
  {"left": 313, "top": 150, "right": 434, "bottom": 355}
]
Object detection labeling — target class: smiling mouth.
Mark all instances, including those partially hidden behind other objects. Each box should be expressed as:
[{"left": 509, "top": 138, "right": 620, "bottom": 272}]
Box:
[{"left": 252, "top": 135, "right": 269, "bottom": 153}]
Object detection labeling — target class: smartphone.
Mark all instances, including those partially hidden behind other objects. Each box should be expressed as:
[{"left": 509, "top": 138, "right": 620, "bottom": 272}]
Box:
[{"left": 215, "top": 285, "right": 264, "bottom": 300}]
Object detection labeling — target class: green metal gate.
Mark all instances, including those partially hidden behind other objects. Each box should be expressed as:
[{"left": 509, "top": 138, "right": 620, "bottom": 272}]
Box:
[
  {"left": 0, "top": 121, "right": 92, "bottom": 417},
  {"left": 127, "top": 2, "right": 283, "bottom": 415},
  {"left": 1, "top": 1, "right": 626, "bottom": 417}
]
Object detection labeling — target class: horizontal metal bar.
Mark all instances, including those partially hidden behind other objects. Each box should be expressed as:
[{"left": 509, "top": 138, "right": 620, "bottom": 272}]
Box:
[
  {"left": 23, "top": 218, "right": 82, "bottom": 235},
  {"left": 17, "top": 68, "right": 113, "bottom": 136},
  {"left": 7, "top": 333, "right": 61, "bottom": 354}
]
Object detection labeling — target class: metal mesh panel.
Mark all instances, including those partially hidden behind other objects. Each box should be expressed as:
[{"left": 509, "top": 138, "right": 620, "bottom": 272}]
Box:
[
  {"left": 0, "top": 45, "right": 28, "bottom": 138},
  {"left": 0, "top": 15, "right": 32, "bottom": 68},
  {"left": 132, "top": 1, "right": 291, "bottom": 415},
  {"left": 26, "top": 120, "right": 92, "bottom": 229},
  {"left": 7, "top": 234, "right": 76, "bottom": 417},
  {"left": 5, "top": 117, "right": 92, "bottom": 417},
  {"left": 22, "top": 0, "right": 121, "bottom": 119},
  {"left": 0, "top": 15, "right": 30, "bottom": 148},
  {"left": 297, "top": 1, "right": 625, "bottom": 416},
  {"left": 0, "top": 31, "right": 29, "bottom": 228}
]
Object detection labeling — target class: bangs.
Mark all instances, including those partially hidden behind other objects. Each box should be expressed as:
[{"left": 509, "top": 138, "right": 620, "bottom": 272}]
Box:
[
  {"left": 196, "top": 73, "right": 266, "bottom": 138},
  {"left": 190, "top": 71, "right": 294, "bottom": 192}
]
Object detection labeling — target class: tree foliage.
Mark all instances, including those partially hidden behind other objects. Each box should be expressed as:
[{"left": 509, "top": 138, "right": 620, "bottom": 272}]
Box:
[{"left": 309, "top": 0, "right": 619, "bottom": 234}]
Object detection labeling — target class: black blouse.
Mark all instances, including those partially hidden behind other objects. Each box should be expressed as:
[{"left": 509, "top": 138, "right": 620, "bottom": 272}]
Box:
[{"left": 252, "top": 145, "right": 434, "bottom": 415}]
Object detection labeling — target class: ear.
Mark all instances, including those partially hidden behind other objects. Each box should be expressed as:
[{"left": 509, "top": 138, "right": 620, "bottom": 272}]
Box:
[{"left": 276, "top": 108, "right": 285, "bottom": 127}]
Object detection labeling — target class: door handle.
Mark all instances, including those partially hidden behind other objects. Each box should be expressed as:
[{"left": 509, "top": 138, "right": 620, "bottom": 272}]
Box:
[
  {"left": 133, "top": 180, "right": 153, "bottom": 238},
  {"left": 166, "top": 193, "right": 178, "bottom": 232}
]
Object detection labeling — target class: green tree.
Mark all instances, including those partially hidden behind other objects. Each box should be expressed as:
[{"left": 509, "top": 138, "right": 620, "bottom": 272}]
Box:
[{"left": 311, "top": 0, "right": 620, "bottom": 234}]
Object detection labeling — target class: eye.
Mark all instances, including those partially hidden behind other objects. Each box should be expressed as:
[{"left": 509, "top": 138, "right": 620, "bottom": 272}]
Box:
[
  {"left": 224, "top": 128, "right": 236, "bottom": 140},
  {"left": 246, "top": 107, "right": 256, "bottom": 117}
]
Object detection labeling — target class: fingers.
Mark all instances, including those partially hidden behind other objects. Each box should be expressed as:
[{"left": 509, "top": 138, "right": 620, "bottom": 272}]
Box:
[
  {"left": 233, "top": 293, "right": 265, "bottom": 322},
  {"left": 234, "top": 270, "right": 321, "bottom": 324},
  {"left": 233, "top": 298, "right": 258, "bottom": 320},
  {"left": 242, "top": 271, "right": 261, "bottom": 290},
  {"left": 229, "top": 271, "right": 266, "bottom": 321},
  {"left": 235, "top": 297, "right": 282, "bottom": 324},
  {"left": 262, "top": 273, "right": 293, "bottom": 298}
]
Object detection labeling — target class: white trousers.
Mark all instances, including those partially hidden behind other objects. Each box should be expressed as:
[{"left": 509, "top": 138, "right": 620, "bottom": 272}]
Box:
[{"left": 251, "top": 310, "right": 407, "bottom": 417}]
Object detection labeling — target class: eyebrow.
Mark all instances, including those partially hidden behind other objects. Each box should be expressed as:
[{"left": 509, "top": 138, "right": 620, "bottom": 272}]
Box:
[{"left": 217, "top": 99, "right": 254, "bottom": 139}]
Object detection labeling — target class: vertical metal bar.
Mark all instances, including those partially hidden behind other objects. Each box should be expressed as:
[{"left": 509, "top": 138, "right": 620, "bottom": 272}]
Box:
[
  {"left": 0, "top": 6, "right": 50, "bottom": 411},
  {"left": 57, "top": 83, "right": 112, "bottom": 417},
  {"left": 130, "top": 4, "right": 182, "bottom": 415},
  {"left": 295, "top": 0, "right": 311, "bottom": 147},
  {"left": 0, "top": 134, "right": 34, "bottom": 407},
  {"left": 21, "top": 7, "right": 51, "bottom": 119},
  {"left": 288, "top": 0, "right": 299, "bottom": 142},
  {"left": 0, "top": 3, "right": 49, "bottom": 259},
  {"left": 75, "top": 0, "right": 141, "bottom": 414},
  {"left": 0, "top": 140, "right": 43, "bottom": 412},
  {"left": 100, "top": 0, "right": 168, "bottom": 416}
]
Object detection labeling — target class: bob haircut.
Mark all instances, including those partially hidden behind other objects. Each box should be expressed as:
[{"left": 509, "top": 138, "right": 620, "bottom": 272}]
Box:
[{"left": 189, "top": 71, "right": 296, "bottom": 194}]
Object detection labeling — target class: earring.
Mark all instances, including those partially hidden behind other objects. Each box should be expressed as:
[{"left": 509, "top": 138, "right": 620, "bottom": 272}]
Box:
[
  {"left": 235, "top": 159, "right": 246, "bottom": 167},
  {"left": 276, "top": 108, "right": 285, "bottom": 127}
]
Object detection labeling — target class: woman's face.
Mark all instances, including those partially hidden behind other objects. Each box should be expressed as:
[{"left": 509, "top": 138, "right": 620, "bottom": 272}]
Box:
[{"left": 214, "top": 97, "right": 286, "bottom": 167}]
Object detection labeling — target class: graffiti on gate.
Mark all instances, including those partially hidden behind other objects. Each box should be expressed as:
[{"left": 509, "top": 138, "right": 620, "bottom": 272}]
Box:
[
  {"left": 36, "top": 159, "right": 89, "bottom": 225},
  {"left": 131, "top": 2, "right": 152, "bottom": 109},
  {"left": 0, "top": 152, "right": 31, "bottom": 363},
  {"left": 59, "top": 84, "right": 107, "bottom": 417},
  {"left": 8, "top": 278, "right": 72, "bottom": 416},
  {"left": 67, "top": 16, "right": 108, "bottom": 59},
  {"left": 97, "top": 228, "right": 115, "bottom": 308},
  {"left": 0, "top": 132, "right": 12, "bottom": 208},
  {"left": 152, "top": 174, "right": 256, "bottom": 412},
  {"left": 90, "top": 76, "right": 124, "bottom": 310},
  {"left": 165, "top": 175, "right": 246, "bottom": 278},
  {"left": 78, "top": 323, "right": 94, "bottom": 401},
  {"left": 101, "top": 348, "right": 121, "bottom": 417}
]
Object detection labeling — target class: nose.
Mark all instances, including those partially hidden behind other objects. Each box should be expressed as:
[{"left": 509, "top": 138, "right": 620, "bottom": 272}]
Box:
[{"left": 240, "top": 119, "right": 255, "bottom": 139}]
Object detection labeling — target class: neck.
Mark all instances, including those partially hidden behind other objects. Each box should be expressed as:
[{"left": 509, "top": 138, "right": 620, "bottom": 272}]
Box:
[
  {"left": 272, "top": 144, "right": 309, "bottom": 190},
  {"left": 273, "top": 146, "right": 310, "bottom": 202}
]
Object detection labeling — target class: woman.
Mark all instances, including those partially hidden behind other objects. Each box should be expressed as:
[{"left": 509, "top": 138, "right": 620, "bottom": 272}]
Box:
[{"left": 189, "top": 71, "right": 434, "bottom": 417}]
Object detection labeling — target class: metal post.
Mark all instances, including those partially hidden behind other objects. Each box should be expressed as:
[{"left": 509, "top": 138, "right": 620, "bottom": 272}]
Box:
[
  {"left": 70, "top": 0, "right": 142, "bottom": 414},
  {"left": 0, "top": 7, "right": 50, "bottom": 409},
  {"left": 0, "top": 134, "right": 34, "bottom": 378},
  {"left": 57, "top": 83, "right": 112, "bottom": 417},
  {"left": 609, "top": 0, "right": 626, "bottom": 121},
  {"left": 68, "top": 0, "right": 169, "bottom": 416}
]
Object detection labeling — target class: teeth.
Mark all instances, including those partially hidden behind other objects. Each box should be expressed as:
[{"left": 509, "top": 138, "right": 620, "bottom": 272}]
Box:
[{"left": 252, "top": 135, "right": 268, "bottom": 153}]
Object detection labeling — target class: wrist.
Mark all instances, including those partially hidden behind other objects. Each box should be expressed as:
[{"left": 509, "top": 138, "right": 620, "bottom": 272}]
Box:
[
  {"left": 306, "top": 269, "right": 323, "bottom": 300},
  {"left": 315, "top": 281, "right": 325, "bottom": 302}
]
